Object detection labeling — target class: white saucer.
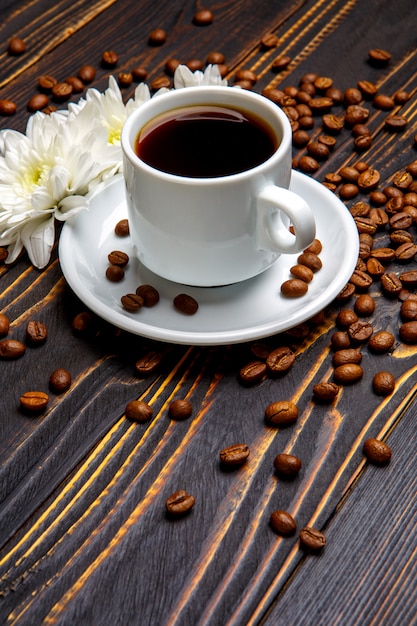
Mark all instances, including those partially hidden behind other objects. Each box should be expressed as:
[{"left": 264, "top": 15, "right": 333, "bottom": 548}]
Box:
[{"left": 59, "top": 172, "right": 358, "bottom": 346}]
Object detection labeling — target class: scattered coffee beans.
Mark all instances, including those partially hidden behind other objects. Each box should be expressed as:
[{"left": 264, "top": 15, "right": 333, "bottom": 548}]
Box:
[
  {"left": 168, "top": 399, "right": 193, "bottom": 420},
  {"left": 219, "top": 443, "right": 250, "bottom": 467},
  {"left": 0, "top": 339, "right": 26, "bottom": 359},
  {"left": 20, "top": 391, "right": 49, "bottom": 412},
  {"left": 265, "top": 400, "right": 299, "bottom": 426},
  {"left": 270, "top": 510, "right": 297, "bottom": 536},
  {"left": 26, "top": 320, "right": 48, "bottom": 346},
  {"left": 299, "top": 527, "right": 326, "bottom": 551},
  {"left": 273, "top": 453, "right": 302, "bottom": 478},
  {"left": 49, "top": 368, "right": 72, "bottom": 393},
  {"left": 363, "top": 438, "right": 391, "bottom": 465},
  {"left": 165, "top": 490, "right": 195, "bottom": 517},
  {"left": 173, "top": 293, "right": 199, "bottom": 315},
  {"left": 0, "top": 313, "right": 10, "bottom": 337},
  {"left": 125, "top": 399, "right": 153, "bottom": 422},
  {"left": 372, "top": 371, "right": 395, "bottom": 396},
  {"left": 312, "top": 381, "right": 340, "bottom": 402}
]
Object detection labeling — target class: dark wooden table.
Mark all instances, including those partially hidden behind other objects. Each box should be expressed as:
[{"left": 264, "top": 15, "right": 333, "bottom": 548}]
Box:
[{"left": 1, "top": 1, "right": 416, "bottom": 624}]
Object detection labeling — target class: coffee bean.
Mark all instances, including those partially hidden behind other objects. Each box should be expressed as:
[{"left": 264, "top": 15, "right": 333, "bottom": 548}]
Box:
[
  {"left": 0, "top": 313, "right": 10, "bottom": 337},
  {"left": 389, "top": 212, "right": 413, "bottom": 230},
  {"left": 135, "top": 284, "right": 160, "bottom": 307},
  {"left": 114, "top": 219, "right": 129, "bottom": 237},
  {"left": 20, "top": 391, "right": 49, "bottom": 412},
  {"left": 370, "top": 208, "right": 389, "bottom": 229},
  {"left": 270, "top": 510, "right": 297, "bottom": 536},
  {"left": 369, "top": 47, "right": 391, "bottom": 65},
  {"left": 345, "top": 105, "right": 369, "bottom": 126},
  {"left": 219, "top": 443, "right": 250, "bottom": 467},
  {"left": 306, "top": 141, "right": 329, "bottom": 160},
  {"left": 108, "top": 250, "right": 129, "bottom": 266},
  {"left": 400, "top": 298, "right": 417, "bottom": 321},
  {"left": 289, "top": 264, "right": 314, "bottom": 283},
  {"left": 26, "top": 320, "right": 48, "bottom": 346},
  {"left": 298, "top": 155, "right": 320, "bottom": 173},
  {"left": 354, "top": 294, "right": 375, "bottom": 316},
  {"left": 8, "top": 36, "right": 26, "bottom": 55},
  {"left": 370, "top": 247, "right": 395, "bottom": 263},
  {"left": 349, "top": 269, "right": 373, "bottom": 291},
  {"left": 0, "top": 339, "right": 26, "bottom": 359},
  {"left": 292, "top": 130, "right": 311, "bottom": 148},
  {"left": 174, "top": 293, "right": 198, "bottom": 315},
  {"left": 299, "top": 527, "right": 326, "bottom": 552},
  {"left": 399, "top": 321, "right": 417, "bottom": 344},
  {"left": 333, "top": 363, "right": 363, "bottom": 384},
  {"left": 332, "top": 348, "right": 362, "bottom": 367},
  {"left": 165, "top": 58, "right": 181, "bottom": 76},
  {"left": 261, "top": 33, "right": 279, "bottom": 48},
  {"left": 281, "top": 279, "right": 308, "bottom": 297},
  {"left": 381, "top": 272, "right": 402, "bottom": 297},
  {"left": 106, "top": 265, "right": 124, "bottom": 282},
  {"left": 358, "top": 168, "right": 380, "bottom": 192},
  {"left": 72, "top": 311, "right": 94, "bottom": 335},
  {"left": 206, "top": 51, "right": 226, "bottom": 64},
  {"left": 395, "top": 242, "right": 417, "bottom": 263},
  {"left": 322, "top": 114, "right": 344, "bottom": 133},
  {"left": 165, "top": 490, "right": 195, "bottom": 517},
  {"left": 125, "top": 399, "right": 153, "bottom": 422},
  {"left": 132, "top": 67, "right": 148, "bottom": 82},
  {"left": 350, "top": 202, "right": 370, "bottom": 218},
  {"left": 336, "top": 309, "right": 358, "bottom": 328},
  {"left": 368, "top": 331, "right": 395, "bottom": 353},
  {"left": 312, "top": 381, "right": 340, "bottom": 402},
  {"left": 135, "top": 351, "right": 163, "bottom": 376},
  {"left": 265, "top": 401, "right": 298, "bottom": 426},
  {"left": 331, "top": 331, "right": 351, "bottom": 350},
  {"left": 27, "top": 94, "right": 49, "bottom": 112},
  {"left": 65, "top": 76, "right": 84, "bottom": 93},
  {"left": 121, "top": 293, "right": 144, "bottom": 312},
  {"left": 363, "top": 438, "right": 391, "bottom": 465},
  {"left": 148, "top": 28, "right": 166, "bottom": 46},
  {"left": 366, "top": 258, "right": 384, "bottom": 278},
  {"left": 266, "top": 347, "right": 295, "bottom": 377},
  {"left": 357, "top": 80, "right": 377, "bottom": 99},
  {"left": 52, "top": 82, "right": 73, "bottom": 102},
  {"left": 118, "top": 72, "right": 133, "bottom": 88},
  {"left": 101, "top": 50, "right": 118, "bottom": 67},
  {"left": 348, "top": 320, "right": 373, "bottom": 344},
  {"left": 193, "top": 9, "right": 213, "bottom": 25},
  {"left": 78, "top": 65, "right": 96, "bottom": 83},
  {"left": 335, "top": 283, "right": 356, "bottom": 303},
  {"left": 297, "top": 252, "right": 322, "bottom": 272},
  {"left": 373, "top": 93, "right": 395, "bottom": 111},
  {"left": 49, "top": 368, "right": 72, "bottom": 393},
  {"left": 0, "top": 99, "right": 17, "bottom": 115},
  {"left": 273, "top": 453, "right": 302, "bottom": 478},
  {"left": 339, "top": 183, "right": 359, "bottom": 200},
  {"left": 168, "top": 399, "right": 193, "bottom": 420},
  {"left": 239, "top": 360, "right": 267, "bottom": 386},
  {"left": 373, "top": 371, "right": 395, "bottom": 396}
]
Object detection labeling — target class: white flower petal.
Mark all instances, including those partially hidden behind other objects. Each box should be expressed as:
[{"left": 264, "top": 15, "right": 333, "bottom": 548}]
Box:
[{"left": 21, "top": 216, "right": 55, "bottom": 268}]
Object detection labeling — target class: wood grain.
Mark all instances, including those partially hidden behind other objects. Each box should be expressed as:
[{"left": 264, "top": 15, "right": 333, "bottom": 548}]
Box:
[{"left": 0, "top": 0, "right": 417, "bottom": 624}]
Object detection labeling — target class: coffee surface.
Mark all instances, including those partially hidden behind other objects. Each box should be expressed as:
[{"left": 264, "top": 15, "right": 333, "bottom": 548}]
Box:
[{"left": 135, "top": 105, "right": 278, "bottom": 177}]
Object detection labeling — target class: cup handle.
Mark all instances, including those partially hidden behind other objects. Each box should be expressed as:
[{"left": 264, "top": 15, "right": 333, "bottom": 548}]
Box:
[{"left": 256, "top": 185, "right": 316, "bottom": 254}]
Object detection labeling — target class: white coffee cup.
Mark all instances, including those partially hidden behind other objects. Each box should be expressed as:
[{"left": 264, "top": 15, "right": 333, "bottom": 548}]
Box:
[{"left": 121, "top": 85, "right": 316, "bottom": 286}]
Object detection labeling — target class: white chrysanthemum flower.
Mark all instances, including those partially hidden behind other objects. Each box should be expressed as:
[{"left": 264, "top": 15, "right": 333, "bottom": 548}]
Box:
[
  {"left": 174, "top": 64, "right": 228, "bottom": 89},
  {"left": 0, "top": 66, "right": 229, "bottom": 269}
]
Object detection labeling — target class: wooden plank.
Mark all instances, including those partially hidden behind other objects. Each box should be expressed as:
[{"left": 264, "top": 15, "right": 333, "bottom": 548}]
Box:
[{"left": 0, "top": 0, "right": 417, "bottom": 624}]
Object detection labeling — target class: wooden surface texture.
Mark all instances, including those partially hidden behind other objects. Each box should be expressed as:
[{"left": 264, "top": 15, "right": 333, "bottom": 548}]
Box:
[{"left": 0, "top": 1, "right": 416, "bottom": 624}]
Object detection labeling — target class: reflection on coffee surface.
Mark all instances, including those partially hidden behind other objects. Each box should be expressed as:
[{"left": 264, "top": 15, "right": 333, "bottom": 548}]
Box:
[{"left": 135, "top": 105, "right": 278, "bottom": 177}]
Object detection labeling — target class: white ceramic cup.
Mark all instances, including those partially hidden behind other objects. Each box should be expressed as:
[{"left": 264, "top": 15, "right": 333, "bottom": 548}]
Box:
[{"left": 121, "top": 85, "right": 316, "bottom": 286}]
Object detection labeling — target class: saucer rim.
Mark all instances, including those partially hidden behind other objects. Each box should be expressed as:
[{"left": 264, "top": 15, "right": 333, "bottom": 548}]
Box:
[{"left": 59, "top": 171, "right": 359, "bottom": 346}]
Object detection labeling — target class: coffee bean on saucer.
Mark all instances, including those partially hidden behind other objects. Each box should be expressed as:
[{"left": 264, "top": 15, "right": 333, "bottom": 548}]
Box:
[
  {"left": 270, "top": 510, "right": 297, "bottom": 536},
  {"left": 106, "top": 265, "right": 124, "bottom": 282},
  {"left": 121, "top": 293, "right": 144, "bottom": 312},
  {"left": 174, "top": 293, "right": 199, "bottom": 315},
  {"left": 108, "top": 250, "right": 129, "bottom": 266},
  {"left": 281, "top": 278, "right": 309, "bottom": 297},
  {"left": 363, "top": 438, "right": 391, "bottom": 465},
  {"left": 299, "top": 527, "right": 326, "bottom": 552},
  {"left": 297, "top": 252, "right": 322, "bottom": 272},
  {"left": 114, "top": 219, "right": 129, "bottom": 236},
  {"left": 165, "top": 490, "right": 195, "bottom": 517},
  {"left": 290, "top": 264, "right": 314, "bottom": 283},
  {"left": 136, "top": 284, "right": 160, "bottom": 307}
]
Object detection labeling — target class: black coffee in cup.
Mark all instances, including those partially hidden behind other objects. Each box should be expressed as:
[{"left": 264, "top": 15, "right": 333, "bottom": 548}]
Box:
[{"left": 135, "top": 104, "right": 278, "bottom": 178}]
